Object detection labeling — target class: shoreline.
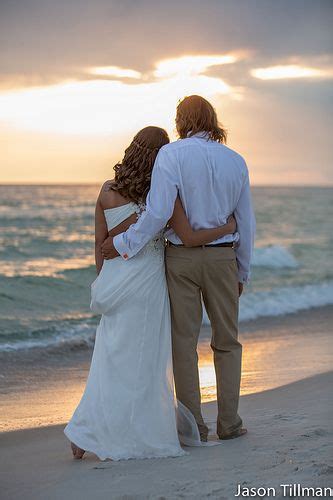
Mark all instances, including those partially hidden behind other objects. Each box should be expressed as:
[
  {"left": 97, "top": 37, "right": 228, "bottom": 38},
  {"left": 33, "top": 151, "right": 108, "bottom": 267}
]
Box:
[
  {"left": 1, "top": 305, "right": 332, "bottom": 433},
  {"left": 1, "top": 372, "right": 332, "bottom": 499}
]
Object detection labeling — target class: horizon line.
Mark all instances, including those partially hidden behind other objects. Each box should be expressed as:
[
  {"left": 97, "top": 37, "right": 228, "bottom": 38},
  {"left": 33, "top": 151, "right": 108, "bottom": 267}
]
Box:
[{"left": 0, "top": 182, "right": 332, "bottom": 188}]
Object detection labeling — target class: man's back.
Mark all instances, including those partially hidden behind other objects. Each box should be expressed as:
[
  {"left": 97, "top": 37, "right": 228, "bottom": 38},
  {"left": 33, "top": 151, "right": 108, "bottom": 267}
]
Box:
[
  {"left": 163, "top": 133, "right": 248, "bottom": 246},
  {"left": 113, "top": 131, "right": 255, "bottom": 283}
]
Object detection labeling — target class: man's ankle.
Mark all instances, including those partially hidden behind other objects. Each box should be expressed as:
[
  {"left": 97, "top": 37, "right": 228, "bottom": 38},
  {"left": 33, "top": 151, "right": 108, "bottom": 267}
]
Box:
[{"left": 200, "top": 433, "right": 208, "bottom": 442}]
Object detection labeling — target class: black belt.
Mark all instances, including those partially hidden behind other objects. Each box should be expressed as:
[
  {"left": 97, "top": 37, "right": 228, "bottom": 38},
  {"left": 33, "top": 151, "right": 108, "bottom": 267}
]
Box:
[{"left": 168, "top": 242, "right": 235, "bottom": 248}]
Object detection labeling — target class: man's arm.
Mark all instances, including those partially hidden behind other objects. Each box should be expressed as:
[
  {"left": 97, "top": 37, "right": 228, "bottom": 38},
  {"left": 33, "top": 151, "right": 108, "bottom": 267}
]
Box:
[
  {"left": 234, "top": 163, "right": 256, "bottom": 284},
  {"left": 103, "top": 147, "right": 178, "bottom": 260}
]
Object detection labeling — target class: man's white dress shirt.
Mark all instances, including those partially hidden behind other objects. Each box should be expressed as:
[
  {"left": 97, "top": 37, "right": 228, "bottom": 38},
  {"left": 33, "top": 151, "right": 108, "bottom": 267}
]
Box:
[{"left": 113, "top": 132, "right": 256, "bottom": 283}]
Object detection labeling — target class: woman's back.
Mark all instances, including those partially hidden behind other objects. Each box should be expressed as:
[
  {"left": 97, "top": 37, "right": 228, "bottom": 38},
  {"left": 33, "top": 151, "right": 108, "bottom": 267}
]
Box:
[{"left": 99, "top": 180, "right": 131, "bottom": 211}]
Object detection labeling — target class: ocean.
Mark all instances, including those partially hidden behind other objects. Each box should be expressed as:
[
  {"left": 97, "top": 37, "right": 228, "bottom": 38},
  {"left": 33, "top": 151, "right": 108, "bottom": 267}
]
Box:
[{"left": 0, "top": 185, "right": 332, "bottom": 353}]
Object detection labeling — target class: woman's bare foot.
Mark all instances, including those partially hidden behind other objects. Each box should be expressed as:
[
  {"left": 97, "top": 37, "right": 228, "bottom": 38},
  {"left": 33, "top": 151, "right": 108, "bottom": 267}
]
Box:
[{"left": 71, "top": 442, "right": 85, "bottom": 459}]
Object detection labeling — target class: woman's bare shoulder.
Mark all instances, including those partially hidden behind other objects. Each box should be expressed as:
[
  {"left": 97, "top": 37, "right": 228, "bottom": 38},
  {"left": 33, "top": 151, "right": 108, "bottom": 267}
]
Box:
[{"left": 98, "top": 180, "right": 130, "bottom": 209}]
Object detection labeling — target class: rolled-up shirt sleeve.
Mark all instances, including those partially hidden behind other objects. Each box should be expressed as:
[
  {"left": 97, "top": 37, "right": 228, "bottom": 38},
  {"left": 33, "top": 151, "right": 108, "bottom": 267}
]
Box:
[
  {"left": 113, "top": 147, "right": 178, "bottom": 259},
  {"left": 234, "top": 164, "right": 256, "bottom": 283}
]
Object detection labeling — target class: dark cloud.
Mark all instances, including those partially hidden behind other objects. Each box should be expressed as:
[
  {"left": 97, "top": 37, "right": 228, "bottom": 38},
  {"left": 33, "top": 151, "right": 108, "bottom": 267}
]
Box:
[{"left": 0, "top": 0, "right": 332, "bottom": 82}]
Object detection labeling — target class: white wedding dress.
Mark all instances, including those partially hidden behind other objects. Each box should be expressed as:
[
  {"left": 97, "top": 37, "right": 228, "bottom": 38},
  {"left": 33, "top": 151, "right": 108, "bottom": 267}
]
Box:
[{"left": 64, "top": 202, "right": 201, "bottom": 460}]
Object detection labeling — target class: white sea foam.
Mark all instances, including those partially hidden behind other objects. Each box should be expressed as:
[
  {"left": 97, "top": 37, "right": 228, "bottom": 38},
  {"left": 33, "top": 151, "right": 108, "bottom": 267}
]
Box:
[
  {"left": 252, "top": 245, "right": 299, "bottom": 269},
  {"left": 203, "top": 281, "right": 333, "bottom": 324},
  {"left": 0, "top": 322, "right": 95, "bottom": 353},
  {"left": 2, "top": 281, "right": 332, "bottom": 352}
]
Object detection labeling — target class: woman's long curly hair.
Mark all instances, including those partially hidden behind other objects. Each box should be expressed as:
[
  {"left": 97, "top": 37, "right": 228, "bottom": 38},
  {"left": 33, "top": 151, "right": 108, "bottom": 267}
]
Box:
[
  {"left": 111, "top": 126, "right": 170, "bottom": 204},
  {"left": 176, "top": 95, "right": 227, "bottom": 143}
]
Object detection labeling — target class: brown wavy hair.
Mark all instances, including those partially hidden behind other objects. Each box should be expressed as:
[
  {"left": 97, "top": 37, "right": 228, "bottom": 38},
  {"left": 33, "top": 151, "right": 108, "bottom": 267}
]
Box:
[
  {"left": 111, "top": 126, "right": 169, "bottom": 204},
  {"left": 176, "top": 95, "right": 227, "bottom": 143}
]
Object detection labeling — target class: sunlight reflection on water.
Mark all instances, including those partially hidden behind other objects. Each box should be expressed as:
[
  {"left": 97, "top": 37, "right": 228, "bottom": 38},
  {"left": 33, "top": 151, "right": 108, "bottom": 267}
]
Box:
[{"left": 199, "top": 329, "right": 333, "bottom": 402}]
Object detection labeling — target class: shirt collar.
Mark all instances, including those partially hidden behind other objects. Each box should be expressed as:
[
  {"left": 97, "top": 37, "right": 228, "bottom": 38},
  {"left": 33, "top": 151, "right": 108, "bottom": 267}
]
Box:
[{"left": 186, "top": 131, "right": 210, "bottom": 140}]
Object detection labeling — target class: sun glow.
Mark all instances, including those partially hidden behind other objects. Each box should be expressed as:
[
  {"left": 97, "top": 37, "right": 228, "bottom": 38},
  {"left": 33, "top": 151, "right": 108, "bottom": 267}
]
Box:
[
  {"left": 88, "top": 66, "right": 142, "bottom": 79},
  {"left": 0, "top": 55, "right": 237, "bottom": 135},
  {"left": 251, "top": 64, "right": 333, "bottom": 80},
  {"left": 154, "top": 54, "right": 237, "bottom": 78}
]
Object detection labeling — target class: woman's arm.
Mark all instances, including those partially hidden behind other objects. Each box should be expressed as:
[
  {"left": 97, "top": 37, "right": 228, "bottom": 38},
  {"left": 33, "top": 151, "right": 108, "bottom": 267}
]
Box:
[
  {"left": 169, "top": 197, "right": 236, "bottom": 247},
  {"left": 95, "top": 201, "right": 137, "bottom": 274},
  {"left": 95, "top": 195, "right": 109, "bottom": 274},
  {"left": 107, "top": 213, "right": 138, "bottom": 238}
]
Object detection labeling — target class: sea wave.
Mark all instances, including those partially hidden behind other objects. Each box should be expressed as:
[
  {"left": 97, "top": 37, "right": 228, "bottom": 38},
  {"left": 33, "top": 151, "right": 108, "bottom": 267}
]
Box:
[
  {"left": 0, "top": 205, "right": 94, "bottom": 221},
  {"left": 1, "top": 281, "right": 332, "bottom": 353},
  {"left": 0, "top": 255, "right": 95, "bottom": 277},
  {"left": 203, "top": 281, "right": 333, "bottom": 324},
  {"left": 0, "top": 321, "right": 96, "bottom": 353},
  {"left": 0, "top": 244, "right": 298, "bottom": 277},
  {"left": 252, "top": 245, "right": 298, "bottom": 269}
]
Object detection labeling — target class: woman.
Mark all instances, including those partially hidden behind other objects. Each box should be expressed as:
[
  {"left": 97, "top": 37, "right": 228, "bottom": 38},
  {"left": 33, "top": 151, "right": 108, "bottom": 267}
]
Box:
[{"left": 64, "top": 126, "right": 236, "bottom": 461}]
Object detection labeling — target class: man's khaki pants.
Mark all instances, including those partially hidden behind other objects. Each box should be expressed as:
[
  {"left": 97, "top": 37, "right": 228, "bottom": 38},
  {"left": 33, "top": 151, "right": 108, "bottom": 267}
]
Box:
[{"left": 166, "top": 245, "right": 243, "bottom": 439}]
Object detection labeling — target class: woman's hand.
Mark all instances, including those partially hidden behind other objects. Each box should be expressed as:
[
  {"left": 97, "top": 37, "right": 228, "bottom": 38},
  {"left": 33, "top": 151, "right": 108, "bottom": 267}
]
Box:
[{"left": 225, "top": 214, "right": 237, "bottom": 234}]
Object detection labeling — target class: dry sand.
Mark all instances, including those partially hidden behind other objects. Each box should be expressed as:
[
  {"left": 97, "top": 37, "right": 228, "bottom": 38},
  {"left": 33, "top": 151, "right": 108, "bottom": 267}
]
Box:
[{"left": 0, "top": 372, "right": 332, "bottom": 500}]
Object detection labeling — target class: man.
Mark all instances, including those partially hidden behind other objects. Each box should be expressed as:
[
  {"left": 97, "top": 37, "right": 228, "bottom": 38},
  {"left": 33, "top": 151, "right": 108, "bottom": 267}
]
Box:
[{"left": 102, "top": 95, "right": 256, "bottom": 441}]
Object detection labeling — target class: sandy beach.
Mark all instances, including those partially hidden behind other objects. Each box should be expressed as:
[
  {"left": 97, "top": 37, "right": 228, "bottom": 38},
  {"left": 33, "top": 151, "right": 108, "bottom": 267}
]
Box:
[
  {"left": 1, "top": 307, "right": 332, "bottom": 499},
  {"left": 1, "top": 372, "right": 332, "bottom": 500}
]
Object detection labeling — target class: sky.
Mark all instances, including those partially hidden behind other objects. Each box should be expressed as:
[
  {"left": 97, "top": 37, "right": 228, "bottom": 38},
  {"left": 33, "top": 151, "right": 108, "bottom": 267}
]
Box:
[{"left": 0, "top": 0, "right": 332, "bottom": 185}]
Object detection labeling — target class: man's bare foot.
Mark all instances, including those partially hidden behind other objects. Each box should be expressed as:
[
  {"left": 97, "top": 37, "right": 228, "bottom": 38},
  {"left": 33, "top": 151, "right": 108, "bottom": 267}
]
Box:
[{"left": 71, "top": 442, "right": 85, "bottom": 459}]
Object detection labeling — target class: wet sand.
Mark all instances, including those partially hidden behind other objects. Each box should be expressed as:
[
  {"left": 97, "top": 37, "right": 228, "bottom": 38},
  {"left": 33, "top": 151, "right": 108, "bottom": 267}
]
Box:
[{"left": 1, "top": 306, "right": 332, "bottom": 432}]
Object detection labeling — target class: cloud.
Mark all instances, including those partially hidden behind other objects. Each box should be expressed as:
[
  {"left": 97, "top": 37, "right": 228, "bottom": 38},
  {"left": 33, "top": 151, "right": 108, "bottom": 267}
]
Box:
[
  {"left": 1, "top": 0, "right": 332, "bottom": 85},
  {"left": 153, "top": 54, "right": 238, "bottom": 78},
  {"left": 251, "top": 64, "right": 333, "bottom": 80},
  {"left": 0, "top": 0, "right": 332, "bottom": 184},
  {"left": 88, "top": 66, "right": 142, "bottom": 79},
  {"left": 0, "top": 54, "right": 240, "bottom": 135}
]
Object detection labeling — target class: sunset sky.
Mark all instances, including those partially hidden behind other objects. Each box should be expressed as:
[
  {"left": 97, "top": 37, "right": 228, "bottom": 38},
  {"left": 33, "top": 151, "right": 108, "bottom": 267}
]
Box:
[{"left": 0, "top": 0, "right": 332, "bottom": 185}]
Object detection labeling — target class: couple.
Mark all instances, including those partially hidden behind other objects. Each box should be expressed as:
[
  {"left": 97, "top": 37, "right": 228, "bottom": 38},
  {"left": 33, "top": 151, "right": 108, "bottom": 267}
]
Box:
[{"left": 64, "top": 95, "right": 256, "bottom": 460}]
